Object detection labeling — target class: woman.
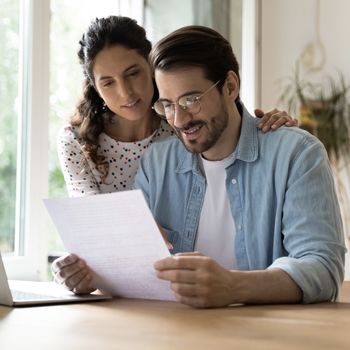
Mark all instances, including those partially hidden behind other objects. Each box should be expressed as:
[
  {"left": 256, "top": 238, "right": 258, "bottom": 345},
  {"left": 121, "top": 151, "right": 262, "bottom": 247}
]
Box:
[
  {"left": 58, "top": 16, "right": 296, "bottom": 198},
  {"left": 53, "top": 16, "right": 297, "bottom": 293}
]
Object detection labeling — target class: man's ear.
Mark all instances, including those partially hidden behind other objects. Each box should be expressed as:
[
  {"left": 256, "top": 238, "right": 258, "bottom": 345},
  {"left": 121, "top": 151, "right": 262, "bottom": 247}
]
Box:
[{"left": 224, "top": 71, "right": 240, "bottom": 100}]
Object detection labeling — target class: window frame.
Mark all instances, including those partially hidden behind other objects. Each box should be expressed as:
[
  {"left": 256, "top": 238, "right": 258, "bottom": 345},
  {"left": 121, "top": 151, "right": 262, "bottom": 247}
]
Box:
[
  {"left": 241, "top": 0, "right": 260, "bottom": 113},
  {"left": 3, "top": 0, "right": 50, "bottom": 280}
]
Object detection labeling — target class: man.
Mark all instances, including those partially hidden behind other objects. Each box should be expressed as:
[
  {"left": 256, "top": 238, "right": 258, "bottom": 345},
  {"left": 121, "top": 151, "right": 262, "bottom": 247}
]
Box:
[
  {"left": 133, "top": 25, "right": 345, "bottom": 308},
  {"left": 51, "top": 26, "right": 344, "bottom": 308}
]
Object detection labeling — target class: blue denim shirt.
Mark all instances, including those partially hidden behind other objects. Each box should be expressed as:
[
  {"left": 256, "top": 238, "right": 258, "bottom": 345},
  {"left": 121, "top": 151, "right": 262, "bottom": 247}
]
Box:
[{"left": 134, "top": 107, "right": 346, "bottom": 303}]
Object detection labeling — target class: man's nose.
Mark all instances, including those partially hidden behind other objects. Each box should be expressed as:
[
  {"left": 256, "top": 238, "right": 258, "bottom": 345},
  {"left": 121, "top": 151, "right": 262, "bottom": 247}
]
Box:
[{"left": 172, "top": 104, "right": 191, "bottom": 129}]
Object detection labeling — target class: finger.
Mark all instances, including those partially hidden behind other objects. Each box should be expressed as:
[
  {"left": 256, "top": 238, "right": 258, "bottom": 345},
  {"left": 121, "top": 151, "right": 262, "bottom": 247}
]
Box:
[
  {"left": 53, "top": 259, "right": 85, "bottom": 284},
  {"left": 254, "top": 108, "right": 264, "bottom": 118},
  {"left": 51, "top": 253, "right": 79, "bottom": 273},
  {"left": 256, "top": 108, "right": 278, "bottom": 128},
  {"left": 154, "top": 255, "right": 203, "bottom": 271},
  {"left": 72, "top": 273, "right": 96, "bottom": 294},
  {"left": 174, "top": 251, "right": 203, "bottom": 257},
  {"left": 171, "top": 282, "right": 197, "bottom": 296},
  {"left": 62, "top": 268, "right": 90, "bottom": 291},
  {"left": 270, "top": 116, "right": 289, "bottom": 130},
  {"left": 270, "top": 112, "right": 296, "bottom": 130},
  {"left": 285, "top": 118, "right": 298, "bottom": 126},
  {"left": 261, "top": 113, "right": 283, "bottom": 132},
  {"left": 156, "top": 268, "right": 196, "bottom": 283}
]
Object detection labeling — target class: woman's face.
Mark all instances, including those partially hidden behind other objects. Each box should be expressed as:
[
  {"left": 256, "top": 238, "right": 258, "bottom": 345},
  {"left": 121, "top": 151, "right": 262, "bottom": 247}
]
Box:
[{"left": 93, "top": 45, "right": 154, "bottom": 122}]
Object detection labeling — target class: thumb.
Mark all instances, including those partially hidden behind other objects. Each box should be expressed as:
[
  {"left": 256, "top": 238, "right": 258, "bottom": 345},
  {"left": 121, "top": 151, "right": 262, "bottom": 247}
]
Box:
[
  {"left": 174, "top": 251, "right": 204, "bottom": 257},
  {"left": 254, "top": 108, "right": 264, "bottom": 118}
]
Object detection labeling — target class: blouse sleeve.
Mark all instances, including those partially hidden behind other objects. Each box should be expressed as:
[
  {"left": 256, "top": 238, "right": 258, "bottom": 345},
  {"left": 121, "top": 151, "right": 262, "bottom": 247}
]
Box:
[{"left": 57, "top": 126, "right": 101, "bottom": 197}]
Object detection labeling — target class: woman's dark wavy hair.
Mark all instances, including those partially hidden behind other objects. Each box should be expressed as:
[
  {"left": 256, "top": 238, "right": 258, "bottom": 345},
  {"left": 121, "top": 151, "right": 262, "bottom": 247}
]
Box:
[
  {"left": 149, "top": 25, "right": 240, "bottom": 102},
  {"left": 70, "top": 16, "right": 154, "bottom": 167}
]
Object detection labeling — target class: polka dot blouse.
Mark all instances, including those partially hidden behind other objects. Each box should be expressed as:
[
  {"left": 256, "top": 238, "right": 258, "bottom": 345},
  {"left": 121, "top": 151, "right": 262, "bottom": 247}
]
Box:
[{"left": 57, "top": 119, "right": 174, "bottom": 197}]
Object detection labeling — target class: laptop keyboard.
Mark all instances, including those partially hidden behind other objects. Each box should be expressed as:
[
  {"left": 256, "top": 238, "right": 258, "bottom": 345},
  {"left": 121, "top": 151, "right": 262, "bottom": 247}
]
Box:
[{"left": 11, "top": 289, "right": 62, "bottom": 301}]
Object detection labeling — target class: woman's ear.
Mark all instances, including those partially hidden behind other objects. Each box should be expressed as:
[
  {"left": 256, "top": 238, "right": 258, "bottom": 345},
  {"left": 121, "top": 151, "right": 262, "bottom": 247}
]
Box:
[{"left": 224, "top": 71, "right": 240, "bottom": 100}]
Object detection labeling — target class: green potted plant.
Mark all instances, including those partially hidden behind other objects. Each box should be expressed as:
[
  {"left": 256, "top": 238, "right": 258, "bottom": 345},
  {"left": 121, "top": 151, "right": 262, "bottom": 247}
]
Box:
[{"left": 278, "top": 62, "right": 350, "bottom": 164}]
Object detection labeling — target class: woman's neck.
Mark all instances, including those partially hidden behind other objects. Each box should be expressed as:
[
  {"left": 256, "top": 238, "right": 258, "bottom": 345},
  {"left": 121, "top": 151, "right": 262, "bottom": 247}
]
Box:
[{"left": 104, "top": 112, "right": 160, "bottom": 142}]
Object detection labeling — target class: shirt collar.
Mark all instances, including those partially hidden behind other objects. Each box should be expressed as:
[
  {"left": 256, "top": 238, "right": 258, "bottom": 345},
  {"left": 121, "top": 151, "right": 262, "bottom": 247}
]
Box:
[{"left": 235, "top": 104, "right": 259, "bottom": 163}]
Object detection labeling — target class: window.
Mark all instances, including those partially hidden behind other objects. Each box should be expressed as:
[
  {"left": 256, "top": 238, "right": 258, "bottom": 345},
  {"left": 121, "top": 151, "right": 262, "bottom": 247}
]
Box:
[
  {"left": 0, "top": 0, "right": 20, "bottom": 254},
  {"left": 1, "top": 0, "right": 50, "bottom": 279}
]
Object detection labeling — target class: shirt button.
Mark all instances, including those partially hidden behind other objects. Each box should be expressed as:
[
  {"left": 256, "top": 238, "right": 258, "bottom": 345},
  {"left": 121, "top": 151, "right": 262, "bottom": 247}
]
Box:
[
  {"left": 231, "top": 178, "right": 237, "bottom": 184},
  {"left": 237, "top": 225, "right": 242, "bottom": 230}
]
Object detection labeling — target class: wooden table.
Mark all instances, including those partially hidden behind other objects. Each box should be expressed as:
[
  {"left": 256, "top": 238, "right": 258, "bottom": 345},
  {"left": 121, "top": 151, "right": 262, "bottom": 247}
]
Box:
[{"left": 1, "top": 281, "right": 350, "bottom": 350}]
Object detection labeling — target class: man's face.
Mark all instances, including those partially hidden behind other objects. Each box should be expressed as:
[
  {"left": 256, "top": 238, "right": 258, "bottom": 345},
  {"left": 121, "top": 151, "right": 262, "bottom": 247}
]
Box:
[{"left": 155, "top": 67, "right": 233, "bottom": 159}]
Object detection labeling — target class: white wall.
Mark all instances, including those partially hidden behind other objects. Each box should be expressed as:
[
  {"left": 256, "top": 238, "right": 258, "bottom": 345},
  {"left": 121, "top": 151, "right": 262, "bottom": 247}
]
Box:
[
  {"left": 260, "top": 0, "right": 350, "bottom": 109},
  {"left": 259, "top": 0, "right": 350, "bottom": 279}
]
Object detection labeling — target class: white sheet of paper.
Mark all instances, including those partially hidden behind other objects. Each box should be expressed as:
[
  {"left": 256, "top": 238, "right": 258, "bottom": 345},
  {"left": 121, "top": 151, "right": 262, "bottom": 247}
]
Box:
[{"left": 44, "top": 190, "right": 175, "bottom": 301}]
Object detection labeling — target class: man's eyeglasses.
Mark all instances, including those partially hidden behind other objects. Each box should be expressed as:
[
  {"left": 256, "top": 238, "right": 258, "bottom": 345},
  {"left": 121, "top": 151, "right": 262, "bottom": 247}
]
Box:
[{"left": 153, "top": 80, "right": 221, "bottom": 120}]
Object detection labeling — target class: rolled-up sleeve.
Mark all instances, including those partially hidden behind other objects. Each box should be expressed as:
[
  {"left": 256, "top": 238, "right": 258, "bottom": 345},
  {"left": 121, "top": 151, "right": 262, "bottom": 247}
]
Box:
[{"left": 269, "top": 138, "right": 346, "bottom": 303}]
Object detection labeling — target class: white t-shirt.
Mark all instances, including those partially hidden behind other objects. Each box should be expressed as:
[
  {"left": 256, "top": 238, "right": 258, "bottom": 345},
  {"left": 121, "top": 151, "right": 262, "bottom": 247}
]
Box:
[
  {"left": 194, "top": 153, "right": 237, "bottom": 270},
  {"left": 57, "top": 119, "right": 174, "bottom": 197}
]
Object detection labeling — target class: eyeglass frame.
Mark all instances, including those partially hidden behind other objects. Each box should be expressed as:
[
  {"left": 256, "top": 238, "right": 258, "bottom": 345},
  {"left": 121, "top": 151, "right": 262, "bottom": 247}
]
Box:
[{"left": 152, "top": 80, "right": 221, "bottom": 120}]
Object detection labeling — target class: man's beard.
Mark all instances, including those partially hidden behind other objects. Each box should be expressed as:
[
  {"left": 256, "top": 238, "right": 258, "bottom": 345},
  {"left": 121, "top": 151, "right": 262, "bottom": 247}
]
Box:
[{"left": 173, "top": 108, "right": 229, "bottom": 154}]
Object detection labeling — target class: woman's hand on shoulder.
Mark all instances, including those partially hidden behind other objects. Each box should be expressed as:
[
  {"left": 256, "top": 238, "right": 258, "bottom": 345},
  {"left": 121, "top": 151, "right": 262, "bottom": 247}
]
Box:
[{"left": 255, "top": 108, "right": 298, "bottom": 132}]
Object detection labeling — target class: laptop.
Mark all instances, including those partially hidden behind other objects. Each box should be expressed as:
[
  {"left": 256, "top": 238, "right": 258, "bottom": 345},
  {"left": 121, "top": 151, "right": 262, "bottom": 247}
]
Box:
[{"left": 0, "top": 252, "right": 112, "bottom": 307}]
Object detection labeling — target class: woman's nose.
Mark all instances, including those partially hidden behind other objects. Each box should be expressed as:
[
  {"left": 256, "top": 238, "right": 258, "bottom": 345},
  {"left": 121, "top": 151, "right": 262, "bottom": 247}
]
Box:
[{"left": 118, "top": 80, "right": 132, "bottom": 98}]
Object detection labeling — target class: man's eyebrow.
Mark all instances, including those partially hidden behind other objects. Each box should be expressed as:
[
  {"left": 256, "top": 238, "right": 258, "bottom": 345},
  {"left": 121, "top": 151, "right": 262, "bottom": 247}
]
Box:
[{"left": 158, "top": 90, "right": 202, "bottom": 102}]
